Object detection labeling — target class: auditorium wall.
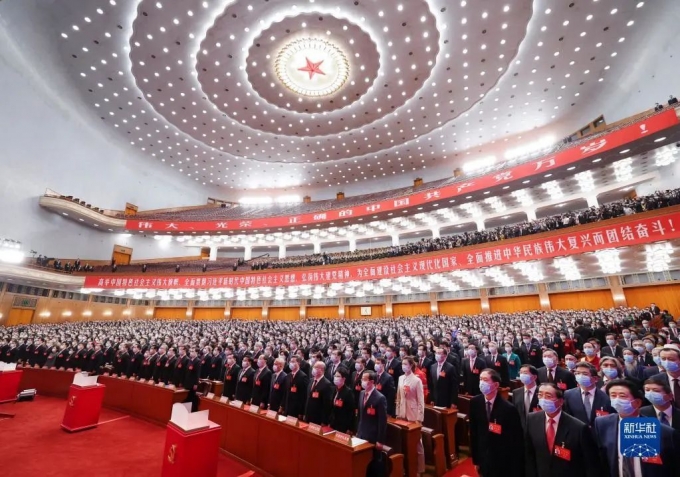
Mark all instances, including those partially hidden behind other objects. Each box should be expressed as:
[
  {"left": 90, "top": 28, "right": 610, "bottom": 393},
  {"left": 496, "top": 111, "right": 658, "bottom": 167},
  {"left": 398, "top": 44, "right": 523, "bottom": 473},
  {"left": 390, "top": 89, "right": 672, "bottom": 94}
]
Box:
[
  {"left": 267, "top": 307, "right": 300, "bottom": 321},
  {"left": 489, "top": 295, "right": 541, "bottom": 313},
  {"left": 392, "top": 302, "right": 431, "bottom": 317},
  {"left": 623, "top": 284, "right": 680, "bottom": 317},
  {"left": 306, "top": 306, "right": 340, "bottom": 319},
  {"left": 549, "top": 289, "right": 615, "bottom": 311}
]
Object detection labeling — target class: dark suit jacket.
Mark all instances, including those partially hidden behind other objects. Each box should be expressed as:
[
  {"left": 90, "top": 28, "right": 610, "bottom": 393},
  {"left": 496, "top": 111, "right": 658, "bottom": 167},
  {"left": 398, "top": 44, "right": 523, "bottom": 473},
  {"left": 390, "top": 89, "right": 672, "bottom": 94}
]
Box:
[
  {"left": 153, "top": 354, "right": 168, "bottom": 383},
  {"left": 199, "top": 355, "right": 213, "bottom": 380},
  {"left": 525, "top": 411, "right": 600, "bottom": 477},
  {"left": 88, "top": 350, "right": 106, "bottom": 374},
  {"left": 417, "top": 355, "right": 433, "bottom": 372},
  {"left": 537, "top": 366, "right": 577, "bottom": 391},
  {"left": 182, "top": 357, "right": 201, "bottom": 390},
  {"left": 330, "top": 385, "right": 356, "bottom": 433},
  {"left": 520, "top": 343, "right": 544, "bottom": 369},
  {"left": 461, "top": 357, "right": 487, "bottom": 396},
  {"left": 250, "top": 367, "right": 273, "bottom": 408},
  {"left": 234, "top": 366, "right": 256, "bottom": 403},
  {"left": 543, "top": 336, "right": 565, "bottom": 358},
  {"left": 304, "top": 376, "right": 334, "bottom": 425},
  {"left": 485, "top": 354, "right": 510, "bottom": 386},
  {"left": 470, "top": 394, "right": 525, "bottom": 477},
  {"left": 375, "top": 372, "right": 396, "bottom": 417},
  {"left": 173, "top": 356, "right": 190, "bottom": 387},
  {"left": 593, "top": 412, "right": 680, "bottom": 477},
  {"left": 385, "top": 357, "right": 403, "bottom": 383},
  {"left": 161, "top": 356, "right": 177, "bottom": 385},
  {"left": 284, "top": 370, "right": 309, "bottom": 418},
  {"left": 563, "top": 387, "right": 615, "bottom": 426},
  {"left": 127, "top": 352, "right": 144, "bottom": 378},
  {"left": 643, "top": 366, "right": 661, "bottom": 380},
  {"left": 640, "top": 405, "right": 680, "bottom": 432},
  {"left": 325, "top": 362, "right": 343, "bottom": 382},
  {"left": 357, "top": 389, "right": 387, "bottom": 444},
  {"left": 429, "top": 361, "right": 459, "bottom": 407},
  {"left": 268, "top": 371, "right": 287, "bottom": 412},
  {"left": 512, "top": 386, "right": 540, "bottom": 431},
  {"left": 601, "top": 345, "right": 624, "bottom": 359},
  {"left": 223, "top": 364, "right": 241, "bottom": 399}
]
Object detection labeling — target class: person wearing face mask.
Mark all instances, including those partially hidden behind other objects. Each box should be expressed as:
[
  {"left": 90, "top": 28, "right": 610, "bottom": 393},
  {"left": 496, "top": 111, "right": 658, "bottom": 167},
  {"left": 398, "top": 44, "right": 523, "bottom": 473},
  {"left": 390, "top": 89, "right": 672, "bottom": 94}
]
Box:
[
  {"left": 396, "top": 357, "right": 425, "bottom": 475},
  {"left": 560, "top": 332, "right": 577, "bottom": 357},
  {"left": 618, "top": 328, "right": 634, "bottom": 350},
  {"left": 563, "top": 362, "right": 614, "bottom": 427},
  {"left": 640, "top": 375, "right": 680, "bottom": 431},
  {"left": 520, "top": 333, "right": 543, "bottom": 369},
  {"left": 361, "top": 347, "right": 376, "bottom": 372},
  {"left": 598, "top": 357, "right": 622, "bottom": 392},
  {"left": 602, "top": 333, "right": 624, "bottom": 359},
  {"left": 374, "top": 357, "right": 396, "bottom": 417},
  {"left": 525, "top": 383, "right": 600, "bottom": 477},
  {"left": 594, "top": 379, "right": 680, "bottom": 477},
  {"left": 284, "top": 356, "right": 309, "bottom": 420},
  {"left": 426, "top": 346, "right": 458, "bottom": 408},
  {"left": 564, "top": 354, "right": 578, "bottom": 373},
  {"left": 642, "top": 346, "right": 664, "bottom": 380},
  {"left": 651, "top": 344, "right": 680, "bottom": 408},
  {"left": 416, "top": 344, "right": 433, "bottom": 372},
  {"left": 341, "top": 347, "right": 355, "bottom": 372},
  {"left": 250, "top": 355, "right": 273, "bottom": 409},
  {"left": 329, "top": 367, "right": 356, "bottom": 434},
  {"left": 152, "top": 345, "right": 168, "bottom": 384},
  {"left": 462, "top": 344, "right": 487, "bottom": 397},
  {"left": 470, "top": 369, "right": 525, "bottom": 477},
  {"left": 357, "top": 370, "right": 387, "bottom": 446},
  {"left": 325, "top": 349, "right": 343, "bottom": 381},
  {"left": 621, "top": 348, "right": 646, "bottom": 386},
  {"left": 385, "top": 345, "right": 404, "bottom": 382},
  {"left": 222, "top": 354, "right": 241, "bottom": 400},
  {"left": 580, "top": 340, "right": 600, "bottom": 371},
  {"left": 161, "top": 348, "right": 177, "bottom": 386},
  {"left": 234, "top": 355, "right": 255, "bottom": 403},
  {"left": 304, "top": 361, "right": 333, "bottom": 426},
  {"left": 268, "top": 357, "right": 288, "bottom": 414},
  {"left": 512, "top": 364, "right": 540, "bottom": 431},
  {"left": 351, "top": 357, "right": 367, "bottom": 406},
  {"left": 539, "top": 349, "right": 577, "bottom": 391},
  {"left": 669, "top": 322, "right": 680, "bottom": 340},
  {"left": 503, "top": 342, "right": 522, "bottom": 380},
  {"left": 484, "top": 341, "right": 510, "bottom": 387}
]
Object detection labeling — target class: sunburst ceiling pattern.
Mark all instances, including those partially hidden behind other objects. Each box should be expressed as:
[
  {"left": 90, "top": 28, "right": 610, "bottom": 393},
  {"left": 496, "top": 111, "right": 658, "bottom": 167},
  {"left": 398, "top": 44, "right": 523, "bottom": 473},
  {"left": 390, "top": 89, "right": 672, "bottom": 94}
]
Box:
[{"left": 49, "top": 0, "right": 654, "bottom": 190}]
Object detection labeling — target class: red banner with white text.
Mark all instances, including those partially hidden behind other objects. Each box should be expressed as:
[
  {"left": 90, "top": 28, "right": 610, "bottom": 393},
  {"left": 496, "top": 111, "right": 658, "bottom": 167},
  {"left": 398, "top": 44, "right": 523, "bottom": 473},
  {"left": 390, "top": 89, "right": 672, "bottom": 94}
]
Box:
[
  {"left": 124, "top": 109, "right": 679, "bottom": 232},
  {"left": 87, "top": 211, "right": 680, "bottom": 290}
]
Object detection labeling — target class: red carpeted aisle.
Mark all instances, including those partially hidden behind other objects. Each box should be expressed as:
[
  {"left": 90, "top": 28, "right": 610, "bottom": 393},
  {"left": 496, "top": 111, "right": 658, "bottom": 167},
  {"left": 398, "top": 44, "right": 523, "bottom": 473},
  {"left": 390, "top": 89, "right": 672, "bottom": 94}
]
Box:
[
  {"left": 0, "top": 396, "right": 257, "bottom": 477},
  {"left": 443, "top": 456, "right": 478, "bottom": 477}
]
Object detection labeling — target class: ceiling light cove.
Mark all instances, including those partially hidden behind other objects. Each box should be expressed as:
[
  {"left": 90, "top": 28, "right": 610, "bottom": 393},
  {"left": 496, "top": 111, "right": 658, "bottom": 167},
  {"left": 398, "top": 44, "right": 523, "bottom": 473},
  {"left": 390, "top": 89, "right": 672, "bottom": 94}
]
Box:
[{"left": 275, "top": 38, "right": 349, "bottom": 97}]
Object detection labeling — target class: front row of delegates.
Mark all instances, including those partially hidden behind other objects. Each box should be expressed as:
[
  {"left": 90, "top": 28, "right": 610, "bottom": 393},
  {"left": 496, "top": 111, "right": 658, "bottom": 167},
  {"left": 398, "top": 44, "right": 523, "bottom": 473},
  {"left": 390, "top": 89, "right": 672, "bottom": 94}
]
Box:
[{"left": 470, "top": 367, "right": 680, "bottom": 477}]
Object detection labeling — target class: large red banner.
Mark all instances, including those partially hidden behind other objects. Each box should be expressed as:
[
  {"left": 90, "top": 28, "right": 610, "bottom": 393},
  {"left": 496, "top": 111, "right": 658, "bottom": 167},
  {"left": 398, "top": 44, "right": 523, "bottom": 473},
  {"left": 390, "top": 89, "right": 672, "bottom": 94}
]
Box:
[
  {"left": 87, "top": 211, "right": 680, "bottom": 290},
  {"left": 124, "top": 109, "right": 678, "bottom": 233}
]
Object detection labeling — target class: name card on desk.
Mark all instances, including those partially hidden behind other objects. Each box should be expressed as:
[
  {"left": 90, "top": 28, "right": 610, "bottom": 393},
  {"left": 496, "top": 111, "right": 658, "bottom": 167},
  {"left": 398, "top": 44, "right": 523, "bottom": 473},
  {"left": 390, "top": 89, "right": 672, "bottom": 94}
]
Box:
[
  {"left": 206, "top": 392, "right": 215, "bottom": 400},
  {"left": 306, "top": 423, "right": 322, "bottom": 435},
  {"left": 265, "top": 410, "right": 278, "bottom": 420},
  {"left": 334, "top": 432, "right": 352, "bottom": 446},
  {"left": 73, "top": 373, "right": 98, "bottom": 387},
  {"left": 219, "top": 396, "right": 228, "bottom": 404},
  {"left": 229, "top": 400, "right": 244, "bottom": 408},
  {"left": 249, "top": 404, "right": 260, "bottom": 414},
  {"left": 285, "top": 416, "right": 299, "bottom": 427},
  {"left": 0, "top": 362, "right": 17, "bottom": 371}
]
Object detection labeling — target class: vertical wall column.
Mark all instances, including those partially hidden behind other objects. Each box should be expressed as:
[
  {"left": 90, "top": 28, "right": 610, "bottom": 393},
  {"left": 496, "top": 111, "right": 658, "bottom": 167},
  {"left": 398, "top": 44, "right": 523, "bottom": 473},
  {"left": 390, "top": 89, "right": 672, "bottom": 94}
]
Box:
[
  {"left": 585, "top": 194, "right": 599, "bottom": 208},
  {"left": 300, "top": 299, "right": 307, "bottom": 320},
  {"left": 338, "top": 297, "right": 346, "bottom": 319},
  {"left": 480, "top": 288, "right": 490, "bottom": 314},
  {"left": 476, "top": 219, "right": 486, "bottom": 232},
  {"left": 262, "top": 300, "right": 270, "bottom": 320},
  {"left": 608, "top": 275, "right": 628, "bottom": 307},
  {"left": 313, "top": 241, "right": 321, "bottom": 254},
  {"left": 430, "top": 292, "right": 439, "bottom": 315},
  {"left": 349, "top": 238, "right": 357, "bottom": 252},
  {"left": 391, "top": 234, "right": 400, "bottom": 247},
  {"left": 385, "top": 295, "right": 393, "bottom": 318},
  {"left": 244, "top": 245, "right": 252, "bottom": 261},
  {"left": 537, "top": 283, "right": 551, "bottom": 310},
  {"left": 209, "top": 246, "right": 218, "bottom": 262},
  {"left": 186, "top": 301, "right": 195, "bottom": 320},
  {"left": 224, "top": 301, "right": 232, "bottom": 319},
  {"left": 278, "top": 244, "right": 286, "bottom": 259},
  {"left": 525, "top": 209, "right": 537, "bottom": 221},
  {"left": 431, "top": 227, "right": 440, "bottom": 239}
]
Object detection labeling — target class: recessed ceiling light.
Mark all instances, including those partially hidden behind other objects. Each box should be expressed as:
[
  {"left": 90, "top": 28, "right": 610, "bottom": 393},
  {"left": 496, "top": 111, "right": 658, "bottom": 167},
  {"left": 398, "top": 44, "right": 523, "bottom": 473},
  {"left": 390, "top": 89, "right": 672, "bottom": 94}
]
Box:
[
  {"left": 654, "top": 137, "right": 667, "bottom": 142},
  {"left": 592, "top": 158, "right": 602, "bottom": 163}
]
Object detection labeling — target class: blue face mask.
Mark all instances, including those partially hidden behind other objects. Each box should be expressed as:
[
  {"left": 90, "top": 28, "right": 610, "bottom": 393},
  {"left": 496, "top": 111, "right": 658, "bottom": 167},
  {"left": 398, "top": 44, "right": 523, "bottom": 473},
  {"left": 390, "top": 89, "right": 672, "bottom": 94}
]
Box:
[
  {"left": 539, "top": 398, "right": 559, "bottom": 414},
  {"left": 584, "top": 348, "right": 595, "bottom": 357},
  {"left": 479, "top": 380, "right": 494, "bottom": 396},
  {"left": 519, "top": 374, "right": 533, "bottom": 385},
  {"left": 602, "top": 367, "right": 618, "bottom": 379},
  {"left": 610, "top": 397, "right": 636, "bottom": 415},
  {"left": 575, "top": 374, "right": 592, "bottom": 387},
  {"left": 565, "top": 360, "right": 576, "bottom": 370},
  {"left": 653, "top": 356, "right": 662, "bottom": 366},
  {"left": 542, "top": 358, "right": 555, "bottom": 368},
  {"left": 623, "top": 355, "right": 634, "bottom": 364},
  {"left": 644, "top": 391, "right": 667, "bottom": 407},
  {"left": 662, "top": 360, "right": 680, "bottom": 373}
]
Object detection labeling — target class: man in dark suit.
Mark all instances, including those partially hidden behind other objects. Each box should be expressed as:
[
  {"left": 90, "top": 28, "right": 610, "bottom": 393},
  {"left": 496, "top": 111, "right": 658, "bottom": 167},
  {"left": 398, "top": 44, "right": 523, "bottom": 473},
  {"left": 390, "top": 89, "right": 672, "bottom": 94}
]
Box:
[
  {"left": 268, "top": 357, "right": 288, "bottom": 413},
  {"left": 173, "top": 346, "right": 190, "bottom": 388},
  {"left": 361, "top": 348, "right": 375, "bottom": 371},
  {"left": 161, "top": 348, "right": 177, "bottom": 385},
  {"left": 640, "top": 319, "right": 658, "bottom": 336},
  {"left": 594, "top": 379, "right": 680, "bottom": 477},
  {"left": 325, "top": 349, "right": 343, "bottom": 381},
  {"left": 470, "top": 369, "right": 524, "bottom": 477},
  {"left": 416, "top": 344, "right": 433, "bottom": 372},
  {"left": 152, "top": 345, "right": 168, "bottom": 383},
  {"left": 374, "top": 357, "right": 396, "bottom": 417},
  {"left": 127, "top": 344, "right": 144, "bottom": 378},
  {"left": 655, "top": 345, "right": 680, "bottom": 407},
  {"left": 199, "top": 348, "right": 213, "bottom": 380},
  {"left": 234, "top": 356, "right": 255, "bottom": 403},
  {"left": 485, "top": 341, "right": 510, "bottom": 387},
  {"left": 601, "top": 333, "right": 624, "bottom": 359},
  {"left": 284, "top": 356, "right": 309, "bottom": 419},
  {"left": 462, "top": 344, "right": 488, "bottom": 396},
  {"left": 222, "top": 355, "right": 241, "bottom": 399},
  {"left": 430, "top": 347, "right": 459, "bottom": 407},
  {"left": 182, "top": 347, "right": 201, "bottom": 393},
  {"left": 513, "top": 364, "right": 541, "bottom": 431},
  {"left": 89, "top": 343, "right": 106, "bottom": 375},
  {"left": 330, "top": 367, "right": 356, "bottom": 434},
  {"left": 113, "top": 346, "right": 130, "bottom": 377},
  {"left": 520, "top": 333, "right": 543, "bottom": 369},
  {"left": 524, "top": 383, "right": 600, "bottom": 477},
  {"left": 538, "top": 350, "right": 577, "bottom": 391},
  {"left": 251, "top": 355, "right": 273, "bottom": 409},
  {"left": 208, "top": 348, "right": 224, "bottom": 381},
  {"left": 641, "top": 375, "right": 680, "bottom": 431},
  {"left": 357, "top": 370, "right": 388, "bottom": 445},
  {"left": 304, "top": 361, "right": 334, "bottom": 425},
  {"left": 564, "top": 362, "right": 614, "bottom": 426},
  {"left": 618, "top": 329, "right": 635, "bottom": 351},
  {"left": 543, "top": 327, "right": 565, "bottom": 359},
  {"left": 384, "top": 345, "right": 403, "bottom": 383}
]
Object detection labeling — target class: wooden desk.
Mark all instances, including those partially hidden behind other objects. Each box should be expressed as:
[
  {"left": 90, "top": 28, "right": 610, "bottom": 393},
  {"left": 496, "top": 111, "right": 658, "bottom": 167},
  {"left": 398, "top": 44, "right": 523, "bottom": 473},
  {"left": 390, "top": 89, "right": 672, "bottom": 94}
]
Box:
[
  {"left": 425, "top": 405, "right": 458, "bottom": 468},
  {"left": 98, "top": 376, "right": 188, "bottom": 425},
  {"left": 387, "top": 418, "right": 422, "bottom": 477},
  {"left": 18, "top": 366, "right": 75, "bottom": 398},
  {"left": 18, "top": 368, "right": 187, "bottom": 425},
  {"left": 200, "top": 397, "right": 374, "bottom": 477}
]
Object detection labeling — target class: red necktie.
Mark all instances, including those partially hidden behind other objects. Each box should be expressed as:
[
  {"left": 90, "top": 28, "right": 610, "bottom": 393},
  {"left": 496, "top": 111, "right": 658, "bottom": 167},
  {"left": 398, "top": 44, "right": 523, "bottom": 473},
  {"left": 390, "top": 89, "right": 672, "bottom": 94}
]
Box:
[
  {"left": 546, "top": 418, "right": 556, "bottom": 452},
  {"left": 363, "top": 391, "right": 369, "bottom": 406}
]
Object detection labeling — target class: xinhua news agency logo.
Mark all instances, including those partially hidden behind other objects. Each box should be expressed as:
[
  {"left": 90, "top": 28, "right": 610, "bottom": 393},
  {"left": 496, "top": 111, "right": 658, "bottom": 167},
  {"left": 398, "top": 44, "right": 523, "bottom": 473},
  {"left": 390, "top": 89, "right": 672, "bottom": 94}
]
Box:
[{"left": 620, "top": 418, "right": 661, "bottom": 457}]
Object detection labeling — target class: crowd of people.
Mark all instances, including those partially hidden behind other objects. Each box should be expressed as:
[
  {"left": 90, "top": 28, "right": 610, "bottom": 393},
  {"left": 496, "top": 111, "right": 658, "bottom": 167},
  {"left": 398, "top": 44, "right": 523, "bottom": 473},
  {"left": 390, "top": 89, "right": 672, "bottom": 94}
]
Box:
[
  {"left": 249, "top": 188, "right": 680, "bottom": 271},
  {"left": 34, "top": 256, "right": 93, "bottom": 273},
  {"left": 2, "top": 304, "right": 680, "bottom": 475}
]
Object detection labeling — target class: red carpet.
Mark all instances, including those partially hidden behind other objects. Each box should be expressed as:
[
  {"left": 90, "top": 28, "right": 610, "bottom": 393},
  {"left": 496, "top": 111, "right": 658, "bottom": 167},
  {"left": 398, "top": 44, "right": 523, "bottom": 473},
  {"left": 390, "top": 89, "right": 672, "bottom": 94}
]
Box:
[
  {"left": 443, "top": 456, "right": 478, "bottom": 477},
  {"left": 0, "top": 396, "right": 257, "bottom": 477}
]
